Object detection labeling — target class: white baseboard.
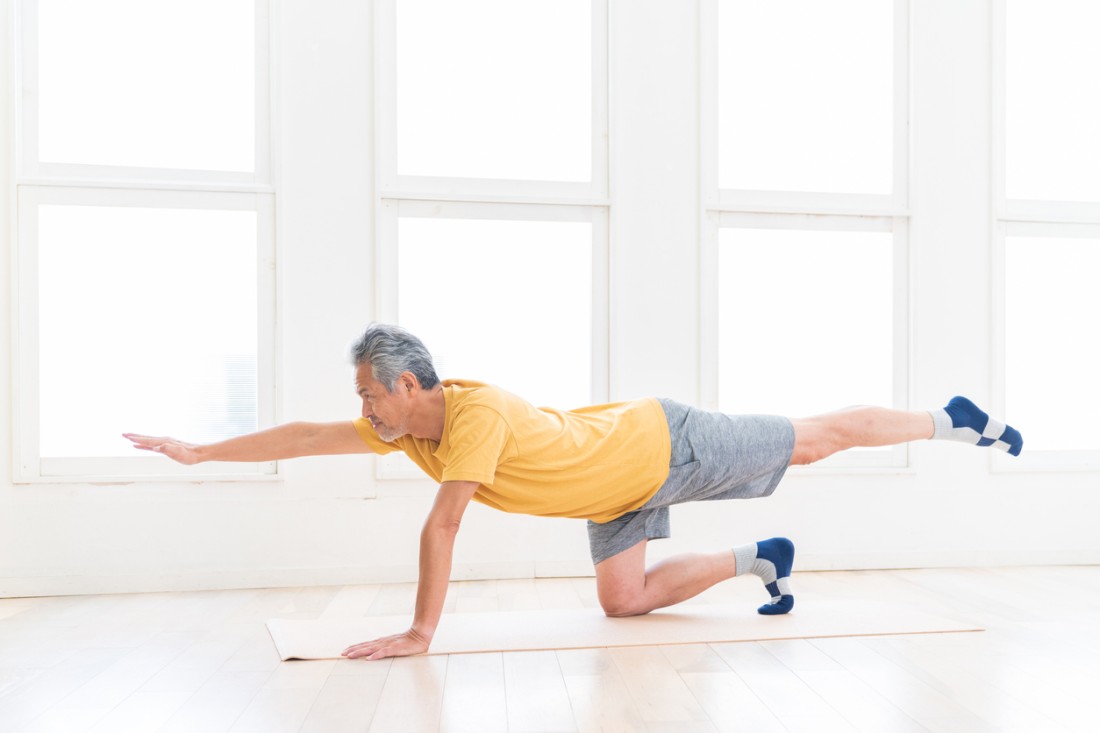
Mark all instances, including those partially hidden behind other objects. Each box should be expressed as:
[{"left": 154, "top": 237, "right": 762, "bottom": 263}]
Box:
[
  {"left": 0, "top": 566, "right": 416, "bottom": 599},
  {"left": 2, "top": 550, "right": 1098, "bottom": 598},
  {"left": 796, "top": 548, "right": 1100, "bottom": 572}
]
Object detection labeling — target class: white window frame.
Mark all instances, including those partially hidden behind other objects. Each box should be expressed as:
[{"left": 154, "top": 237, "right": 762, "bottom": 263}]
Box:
[
  {"left": 703, "top": 213, "right": 911, "bottom": 471},
  {"left": 699, "top": 0, "right": 911, "bottom": 471},
  {"left": 12, "top": 0, "right": 278, "bottom": 482},
  {"left": 990, "top": 0, "right": 1100, "bottom": 473},
  {"left": 373, "top": 200, "right": 609, "bottom": 482},
  {"left": 373, "top": 0, "right": 608, "bottom": 205},
  {"left": 18, "top": 0, "right": 272, "bottom": 189},
  {"left": 700, "top": 0, "right": 910, "bottom": 217},
  {"left": 376, "top": 198, "right": 610, "bottom": 401},
  {"left": 991, "top": 221, "right": 1100, "bottom": 473},
  {"left": 13, "top": 186, "right": 278, "bottom": 482},
  {"left": 373, "top": 0, "right": 610, "bottom": 481}
]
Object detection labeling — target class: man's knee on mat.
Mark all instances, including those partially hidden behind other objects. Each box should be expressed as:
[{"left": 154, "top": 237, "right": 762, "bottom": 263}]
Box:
[
  {"left": 596, "top": 575, "right": 649, "bottom": 617},
  {"left": 594, "top": 541, "right": 650, "bottom": 617},
  {"left": 599, "top": 593, "right": 651, "bottom": 618}
]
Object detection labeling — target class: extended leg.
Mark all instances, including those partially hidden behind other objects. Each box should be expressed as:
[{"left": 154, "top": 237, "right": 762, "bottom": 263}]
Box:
[
  {"left": 789, "top": 397, "right": 1022, "bottom": 465},
  {"left": 790, "top": 406, "right": 933, "bottom": 464}
]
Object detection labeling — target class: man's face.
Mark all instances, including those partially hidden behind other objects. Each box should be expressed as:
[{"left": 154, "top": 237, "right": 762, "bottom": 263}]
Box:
[{"left": 355, "top": 364, "right": 411, "bottom": 442}]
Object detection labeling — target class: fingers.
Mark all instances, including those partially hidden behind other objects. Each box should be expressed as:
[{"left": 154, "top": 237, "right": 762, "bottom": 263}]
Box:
[
  {"left": 124, "top": 438, "right": 159, "bottom": 452},
  {"left": 341, "top": 633, "right": 396, "bottom": 659},
  {"left": 123, "top": 434, "right": 179, "bottom": 450},
  {"left": 122, "top": 434, "right": 164, "bottom": 449},
  {"left": 341, "top": 642, "right": 384, "bottom": 660},
  {"left": 122, "top": 434, "right": 197, "bottom": 464},
  {"left": 341, "top": 632, "right": 426, "bottom": 660}
]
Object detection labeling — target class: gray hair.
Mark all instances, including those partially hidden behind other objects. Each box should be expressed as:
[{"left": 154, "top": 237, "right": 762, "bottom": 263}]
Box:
[{"left": 350, "top": 323, "right": 440, "bottom": 392}]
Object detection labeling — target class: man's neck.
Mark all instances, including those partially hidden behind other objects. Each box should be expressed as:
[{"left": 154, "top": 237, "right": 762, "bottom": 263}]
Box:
[{"left": 407, "top": 385, "right": 446, "bottom": 442}]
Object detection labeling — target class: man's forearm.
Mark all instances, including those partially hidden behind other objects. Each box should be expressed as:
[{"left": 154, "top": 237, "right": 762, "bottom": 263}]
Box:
[
  {"left": 410, "top": 523, "right": 458, "bottom": 642},
  {"left": 195, "top": 422, "right": 329, "bottom": 462}
]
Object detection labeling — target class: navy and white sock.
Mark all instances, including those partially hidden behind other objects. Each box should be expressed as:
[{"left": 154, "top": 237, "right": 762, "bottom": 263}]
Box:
[
  {"left": 733, "top": 537, "right": 795, "bottom": 615},
  {"left": 930, "top": 396, "right": 1023, "bottom": 456}
]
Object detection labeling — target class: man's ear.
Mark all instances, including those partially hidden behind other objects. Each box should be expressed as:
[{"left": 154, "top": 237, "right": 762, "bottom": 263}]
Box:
[{"left": 398, "top": 371, "right": 420, "bottom": 393}]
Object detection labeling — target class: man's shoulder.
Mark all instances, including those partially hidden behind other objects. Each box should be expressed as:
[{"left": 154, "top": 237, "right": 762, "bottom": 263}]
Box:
[{"left": 444, "top": 380, "right": 523, "bottom": 420}]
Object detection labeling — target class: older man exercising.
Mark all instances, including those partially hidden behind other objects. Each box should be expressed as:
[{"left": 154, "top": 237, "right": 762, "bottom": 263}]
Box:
[{"left": 125, "top": 323, "right": 1023, "bottom": 660}]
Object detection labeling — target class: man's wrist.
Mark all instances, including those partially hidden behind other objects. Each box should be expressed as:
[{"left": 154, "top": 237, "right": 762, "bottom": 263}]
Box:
[
  {"left": 192, "top": 444, "right": 212, "bottom": 463},
  {"left": 408, "top": 625, "right": 434, "bottom": 645}
]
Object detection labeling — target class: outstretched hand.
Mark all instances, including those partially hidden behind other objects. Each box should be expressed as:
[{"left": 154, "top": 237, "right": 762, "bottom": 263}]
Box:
[
  {"left": 122, "top": 434, "right": 203, "bottom": 465},
  {"left": 342, "top": 628, "right": 430, "bottom": 661}
]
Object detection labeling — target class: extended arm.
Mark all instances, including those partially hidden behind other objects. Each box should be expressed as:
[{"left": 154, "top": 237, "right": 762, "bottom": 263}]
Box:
[
  {"left": 123, "top": 421, "right": 372, "bottom": 464},
  {"left": 342, "top": 480, "right": 480, "bottom": 660}
]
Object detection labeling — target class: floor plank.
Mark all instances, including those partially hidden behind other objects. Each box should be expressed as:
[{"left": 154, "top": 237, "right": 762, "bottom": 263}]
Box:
[
  {"left": 158, "top": 670, "right": 270, "bottom": 733},
  {"left": 710, "top": 641, "right": 858, "bottom": 732},
  {"left": 661, "top": 644, "right": 786, "bottom": 733},
  {"left": 503, "top": 650, "right": 576, "bottom": 732},
  {"left": 438, "top": 652, "right": 508, "bottom": 733},
  {"left": 558, "top": 648, "right": 647, "bottom": 733},
  {"left": 228, "top": 660, "right": 334, "bottom": 733},
  {"left": 367, "top": 655, "right": 447, "bottom": 733},
  {"left": 609, "top": 646, "right": 714, "bottom": 728}
]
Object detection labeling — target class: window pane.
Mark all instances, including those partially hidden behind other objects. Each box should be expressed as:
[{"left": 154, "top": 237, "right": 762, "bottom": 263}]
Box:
[
  {"left": 717, "top": 0, "right": 893, "bottom": 194},
  {"left": 398, "top": 218, "right": 592, "bottom": 408},
  {"left": 718, "top": 229, "right": 894, "bottom": 418},
  {"left": 396, "top": 0, "right": 591, "bottom": 182},
  {"left": 1006, "top": 0, "right": 1100, "bottom": 202},
  {"left": 38, "top": 205, "right": 258, "bottom": 457},
  {"left": 1005, "top": 236, "right": 1100, "bottom": 450},
  {"left": 37, "top": 0, "right": 255, "bottom": 172}
]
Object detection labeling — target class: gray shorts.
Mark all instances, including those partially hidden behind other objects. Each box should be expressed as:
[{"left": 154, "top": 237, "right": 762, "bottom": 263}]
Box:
[{"left": 586, "top": 399, "right": 795, "bottom": 565}]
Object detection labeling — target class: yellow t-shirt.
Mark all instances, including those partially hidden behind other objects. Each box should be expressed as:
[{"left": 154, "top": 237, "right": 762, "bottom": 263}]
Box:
[{"left": 352, "top": 380, "right": 672, "bottom": 523}]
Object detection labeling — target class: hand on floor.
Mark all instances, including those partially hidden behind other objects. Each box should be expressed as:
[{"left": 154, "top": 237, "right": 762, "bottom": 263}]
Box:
[{"left": 342, "top": 628, "right": 430, "bottom": 660}]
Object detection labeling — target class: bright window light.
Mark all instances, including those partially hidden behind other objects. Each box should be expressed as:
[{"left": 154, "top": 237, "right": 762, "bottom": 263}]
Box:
[
  {"left": 1005, "top": 236, "right": 1100, "bottom": 450},
  {"left": 397, "top": 217, "right": 592, "bottom": 408},
  {"left": 717, "top": 0, "right": 893, "bottom": 194},
  {"left": 36, "top": 0, "right": 255, "bottom": 172},
  {"left": 718, "top": 228, "right": 894, "bottom": 418},
  {"left": 1005, "top": 0, "right": 1100, "bottom": 202},
  {"left": 37, "top": 205, "right": 259, "bottom": 457},
  {"left": 396, "top": 0, "right": 591, "bottom": 182}
]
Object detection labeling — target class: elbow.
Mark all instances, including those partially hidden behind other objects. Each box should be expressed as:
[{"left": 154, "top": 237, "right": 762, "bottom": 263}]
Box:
[{"left": 422, "top": 517, "right": 462, "bottom": 538}]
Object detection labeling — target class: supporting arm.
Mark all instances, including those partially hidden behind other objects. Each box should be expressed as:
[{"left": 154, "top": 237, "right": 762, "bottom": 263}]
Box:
[{"left": 343, "top": 480, "right": 480, "bottom": 660}]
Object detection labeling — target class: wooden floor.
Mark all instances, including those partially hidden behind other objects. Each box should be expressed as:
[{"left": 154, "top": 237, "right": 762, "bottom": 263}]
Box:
[{"left": 1, "top": 566, "right": 1098, "bottom": 732}]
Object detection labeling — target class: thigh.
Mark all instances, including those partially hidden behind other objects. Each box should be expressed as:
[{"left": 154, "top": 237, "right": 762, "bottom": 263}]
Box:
[
  {"left": 587, "top": 507, "right": 671, "bottom": 566},
  {"left": 663, "top": 408, "right": 795, "bottom": 502}
]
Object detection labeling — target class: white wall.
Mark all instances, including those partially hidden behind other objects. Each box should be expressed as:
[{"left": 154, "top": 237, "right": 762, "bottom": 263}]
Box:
[{"left": 1, "top": 0, "right": 1097, "bottom": 598}]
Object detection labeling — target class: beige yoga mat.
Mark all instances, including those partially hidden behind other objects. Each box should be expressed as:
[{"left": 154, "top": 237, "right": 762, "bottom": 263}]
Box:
[{"left": 266, "top": 600, "right": 982, "bottom": 660}]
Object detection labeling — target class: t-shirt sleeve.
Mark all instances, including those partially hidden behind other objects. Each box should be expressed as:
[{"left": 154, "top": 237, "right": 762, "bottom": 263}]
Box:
[
  {"left": 440, "top": 406, "right": 515, "bottom": 486},
  {"left": 352, "top": 417, "right": 401, "bottom": 454}
]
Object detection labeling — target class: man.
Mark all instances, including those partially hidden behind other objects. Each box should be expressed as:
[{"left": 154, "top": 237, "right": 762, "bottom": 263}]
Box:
[{"left": 125, "top": 323, "right": 1023, "bottom": 660}]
